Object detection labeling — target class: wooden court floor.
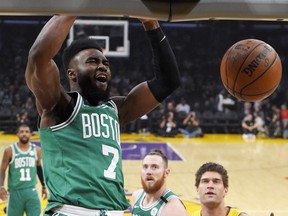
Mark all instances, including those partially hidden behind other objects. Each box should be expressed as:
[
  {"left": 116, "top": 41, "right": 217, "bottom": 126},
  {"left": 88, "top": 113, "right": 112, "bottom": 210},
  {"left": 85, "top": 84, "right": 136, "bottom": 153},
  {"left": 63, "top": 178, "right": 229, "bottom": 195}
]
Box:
[{"left": 0, "top": 133, "right": 287, "bottom": 216}]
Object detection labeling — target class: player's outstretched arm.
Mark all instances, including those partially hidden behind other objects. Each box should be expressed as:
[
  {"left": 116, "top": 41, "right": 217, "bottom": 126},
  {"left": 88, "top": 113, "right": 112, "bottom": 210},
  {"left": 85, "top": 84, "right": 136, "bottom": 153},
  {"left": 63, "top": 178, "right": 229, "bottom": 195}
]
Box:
[
  {"left": 25, "top": 16, "right": 76, "bottom": 116},
  {"left": 114, "top": 19, "right": 180, "bottom": 124}
]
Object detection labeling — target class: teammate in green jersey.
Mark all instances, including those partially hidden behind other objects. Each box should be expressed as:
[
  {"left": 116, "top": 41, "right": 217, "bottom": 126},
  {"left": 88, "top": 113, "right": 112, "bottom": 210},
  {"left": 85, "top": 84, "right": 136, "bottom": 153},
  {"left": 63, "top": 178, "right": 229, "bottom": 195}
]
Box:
[
  {"left": 25, "top": 15, "right": 180, "bottom": 216},
  {"left": 132, "top": 149, "right": 188, "bottom": 216},
  {"left": 0, "top": 124, "right": 47, "bottom": 216}
]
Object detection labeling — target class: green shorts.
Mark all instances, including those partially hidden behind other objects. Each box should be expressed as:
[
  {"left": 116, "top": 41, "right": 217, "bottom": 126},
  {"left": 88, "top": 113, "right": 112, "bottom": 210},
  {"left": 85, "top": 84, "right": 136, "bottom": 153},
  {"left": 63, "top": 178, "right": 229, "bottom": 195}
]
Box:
[{"left": 7, "top": 187, "right": 41, "bottom": 216}]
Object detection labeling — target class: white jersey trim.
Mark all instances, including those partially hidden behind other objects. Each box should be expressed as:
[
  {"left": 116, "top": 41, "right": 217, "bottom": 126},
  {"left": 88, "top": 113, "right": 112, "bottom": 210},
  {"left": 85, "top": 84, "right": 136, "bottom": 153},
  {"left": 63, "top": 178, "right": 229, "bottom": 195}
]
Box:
[
  {"left": 50, "top": 93, "right": 118, "bottom": 132},
  {"left": 50, "top": 92, "right": 82, "bottom": 132},
  {"left": 9, "top": 143, "right": 35, "bottom": 164},
  {"left": 107, "top": 99, "right": 118, "bottom": 115},
  {"left": 9, "top": 143, "right": 16, "bottom": 165}
]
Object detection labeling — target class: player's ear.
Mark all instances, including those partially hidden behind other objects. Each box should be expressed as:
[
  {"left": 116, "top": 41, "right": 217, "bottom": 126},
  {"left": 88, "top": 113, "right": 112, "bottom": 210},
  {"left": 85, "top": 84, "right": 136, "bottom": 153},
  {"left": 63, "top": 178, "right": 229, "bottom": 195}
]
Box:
[
  {"left": 224, "top": 187, "right": 228, "bottom": 195},
  {"left": 165, "top": 168, "right": 170, "bottom": 177},
  {"left": 68, "top": 69, "right": 76, "bottom": 80}
]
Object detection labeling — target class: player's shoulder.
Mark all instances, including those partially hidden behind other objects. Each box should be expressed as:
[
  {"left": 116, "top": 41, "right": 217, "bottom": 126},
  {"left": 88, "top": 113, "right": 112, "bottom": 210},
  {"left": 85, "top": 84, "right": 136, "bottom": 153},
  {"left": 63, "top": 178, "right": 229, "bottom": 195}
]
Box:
[
  {"left": 228, "top": 207, "right": 248, "bottom": 216},
  {"left": 160, "top": 190, "right": 188, "bottom": 215},
  {"left": 2, "top": 145, "right": 13, "bottom": 160},
  {"left": 5, "top": 144, "right": 13, "bottom": 153},
  {"left": 161, "top": 197, "right": 188, "bottom": 216},
  {"left": 132, "top": 189, "right": 143, "bottom": 201},
  {"left": 166, "top": 196, "right": 186, "bottom": 207}
]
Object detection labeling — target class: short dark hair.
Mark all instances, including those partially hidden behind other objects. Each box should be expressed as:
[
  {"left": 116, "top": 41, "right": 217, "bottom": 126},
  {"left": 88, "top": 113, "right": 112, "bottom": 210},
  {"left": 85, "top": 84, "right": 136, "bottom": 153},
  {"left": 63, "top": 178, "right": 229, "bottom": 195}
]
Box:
[
  {"left": 146, "top": 149, "right": 168, "bottom": 168},
  {"left": 17, "top": 124, "right": 30, "bottom": 133},
  {"left": 195, "top": 162, "right": 229, "bottom": 188},
  {"left": 62, "top": 38, "right": 103, "bottom": 72}
]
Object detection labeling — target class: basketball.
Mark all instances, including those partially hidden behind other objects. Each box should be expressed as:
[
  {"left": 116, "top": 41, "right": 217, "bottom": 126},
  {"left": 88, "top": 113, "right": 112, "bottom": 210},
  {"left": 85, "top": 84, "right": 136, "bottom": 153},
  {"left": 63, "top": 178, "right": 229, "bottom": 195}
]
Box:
[{"left": 220, "top": 39, "right": 282, "bottom": 102}]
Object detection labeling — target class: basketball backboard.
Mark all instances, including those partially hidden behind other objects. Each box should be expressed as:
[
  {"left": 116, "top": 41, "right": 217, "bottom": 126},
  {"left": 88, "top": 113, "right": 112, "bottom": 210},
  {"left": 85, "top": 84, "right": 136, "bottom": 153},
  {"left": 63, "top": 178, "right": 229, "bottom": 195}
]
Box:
[{"left": 67, "top": 19, "right": 129, "bottom": 57}]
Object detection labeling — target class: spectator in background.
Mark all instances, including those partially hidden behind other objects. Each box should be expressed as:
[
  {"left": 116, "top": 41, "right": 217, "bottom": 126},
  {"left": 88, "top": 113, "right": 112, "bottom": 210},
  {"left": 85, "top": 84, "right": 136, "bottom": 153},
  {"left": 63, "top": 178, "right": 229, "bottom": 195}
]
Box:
[
  {"left": 12, "top": 92, "right": 22, "bottom": 109},
  {"left": 179, "top": 111, "right": 203, "bottom": 138},
  {"left": 16, "top": 110, "right": 30, "bottom": 127},
  {"left": 175, "top": 97, "right": 191, "bottom": 126},
  {"left": 215, "top": 89, "right": 225, "bottom": 112},
  {"left": 127, "top": 114, "right": 150, "bottom": 134},
  {"left": 254, "top": 112, "right": 266, "bottom": 137},
  {"left": 271, "top": 104, "right": 280, "bottom": 117},
  {"left": 164, "top": 101, "right": 177, "bottom": 117},
  {"left": 254, "top": 105, "right": 265, "bottom": 121},
  {"left": 149, "top": 106, "right": 165, "bottom": 134},
  {"left": 23, "top": 96, "right": 35, "bottom": 110},
  {"left": 243, "top": 102, "right": 253, "bottom": 117},
  {"left": 241, "top": 113, "right": 258, "bottom": 140},
  {"left": 157, "top": 111, "right": 178, "bottom": 137},
  {"left": 283, "top": 120, "right": 288, "bottom": 138},
  {"left": 222, "top": 94, "right": 236, "bottom": 113},
  {"left": 175, "top": 97, "right": 190, "bottom": 114},
  {"left": 266, "top": 105, "right": 281, "bottom": 138},
  {"left": 268, "top": 113, "right": 282, "bottom": 138},
  {"left": 280, "top": 104, "right": 288, "bottom": 128},
  {"left": 192, "top": 101, "right": 201, "bottom": 115},
  {"left": 254, "top": 105, "right": 266, "bottom": 136},
  {"left": 1, "top": 94, "right": 12, "bottom": 109},
  {"left": 262, "top": 103, "right": 274, "bottom": 130}
]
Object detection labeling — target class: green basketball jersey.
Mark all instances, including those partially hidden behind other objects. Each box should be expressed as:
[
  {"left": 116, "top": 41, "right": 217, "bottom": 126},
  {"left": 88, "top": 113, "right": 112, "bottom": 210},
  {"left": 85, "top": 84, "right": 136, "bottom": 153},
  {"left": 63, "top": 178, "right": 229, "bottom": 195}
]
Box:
[
  {"left": 39, "top": 92, "right": 129, "bottom": 212},
  {"left": 8, "top": 142, "right": 38, "bottom": 191},
  {"left": 132, "top": 190, "right": 180, "bottom": 216}
]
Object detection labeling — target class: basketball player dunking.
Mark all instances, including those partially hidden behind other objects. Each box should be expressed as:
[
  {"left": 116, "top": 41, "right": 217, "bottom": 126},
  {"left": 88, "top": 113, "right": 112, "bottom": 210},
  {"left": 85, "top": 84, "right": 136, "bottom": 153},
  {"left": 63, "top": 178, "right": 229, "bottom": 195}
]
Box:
[{"left": 25, "top": 15, "right": 180, "bottom": 215}]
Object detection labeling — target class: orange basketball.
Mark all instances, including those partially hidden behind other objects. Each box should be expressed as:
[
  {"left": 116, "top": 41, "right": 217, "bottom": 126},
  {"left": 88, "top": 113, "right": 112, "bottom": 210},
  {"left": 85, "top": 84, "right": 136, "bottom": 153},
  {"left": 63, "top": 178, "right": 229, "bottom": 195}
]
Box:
[{"left": 220, "top": 39, "right": 282, "bottom": 102}]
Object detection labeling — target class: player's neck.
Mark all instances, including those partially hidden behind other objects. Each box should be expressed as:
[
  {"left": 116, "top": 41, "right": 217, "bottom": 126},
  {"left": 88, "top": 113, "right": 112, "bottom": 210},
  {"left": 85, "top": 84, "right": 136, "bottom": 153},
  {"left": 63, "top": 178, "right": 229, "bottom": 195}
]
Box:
[
  {"left": 17, "top": 142, "right": 30, "bottom": 151},
  {"left": 201, "top": 205, "right": 229, "bottom": 216},
  {"left": 143, "top": 186, "right": 167, "bottom": 206}
]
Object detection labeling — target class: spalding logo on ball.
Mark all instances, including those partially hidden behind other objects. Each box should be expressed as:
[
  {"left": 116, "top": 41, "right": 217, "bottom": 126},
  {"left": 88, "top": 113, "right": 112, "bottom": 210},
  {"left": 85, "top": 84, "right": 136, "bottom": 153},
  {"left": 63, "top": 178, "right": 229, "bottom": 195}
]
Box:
[{"left": 220, "top": 39, "right": 282, "bottom": 102}]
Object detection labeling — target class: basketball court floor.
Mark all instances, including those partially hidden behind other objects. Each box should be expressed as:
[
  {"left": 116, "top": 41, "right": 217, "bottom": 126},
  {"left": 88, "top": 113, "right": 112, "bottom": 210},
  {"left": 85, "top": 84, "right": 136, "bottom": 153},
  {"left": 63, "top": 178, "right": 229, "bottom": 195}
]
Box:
[{"left": 0, "top": 132, "right": 287, "bottom": 216}]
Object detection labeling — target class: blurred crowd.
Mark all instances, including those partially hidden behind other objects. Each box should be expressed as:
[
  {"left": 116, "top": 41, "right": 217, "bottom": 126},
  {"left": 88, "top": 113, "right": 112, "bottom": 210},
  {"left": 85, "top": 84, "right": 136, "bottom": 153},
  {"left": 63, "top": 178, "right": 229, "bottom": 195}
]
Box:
[{"left": 1, "top": 16, "right": 288, "bottom": 138}]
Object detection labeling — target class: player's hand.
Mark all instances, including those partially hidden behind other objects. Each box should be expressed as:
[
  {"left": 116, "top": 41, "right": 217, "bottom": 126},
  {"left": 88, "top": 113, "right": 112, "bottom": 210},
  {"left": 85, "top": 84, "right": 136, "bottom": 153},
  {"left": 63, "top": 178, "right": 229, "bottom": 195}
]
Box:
[
  {"left": 139, "top": 19, "right": 159, "bottom": 31},
  {"left": 0, "top": 187, "right": 8, "bottom": 201},
  {"left": 42, "top": 186, "right": 48, "bottom": 200}
]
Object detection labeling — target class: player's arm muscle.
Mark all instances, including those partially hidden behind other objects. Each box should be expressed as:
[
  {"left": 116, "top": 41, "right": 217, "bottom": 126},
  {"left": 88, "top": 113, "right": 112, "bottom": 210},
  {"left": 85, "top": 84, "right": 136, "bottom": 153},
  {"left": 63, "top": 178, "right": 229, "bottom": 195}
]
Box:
[
  {"left": 0, "top": 147, "right": 12, "bottom": 186},
  {"left": 25, "top": 16, "right": 76, "bottom": 114},
  {"left": 160, "top": 198, "right": 188, "bottom": 216},
  {"left": 112, "top": 82, "right": 159, "bottom": 124}
]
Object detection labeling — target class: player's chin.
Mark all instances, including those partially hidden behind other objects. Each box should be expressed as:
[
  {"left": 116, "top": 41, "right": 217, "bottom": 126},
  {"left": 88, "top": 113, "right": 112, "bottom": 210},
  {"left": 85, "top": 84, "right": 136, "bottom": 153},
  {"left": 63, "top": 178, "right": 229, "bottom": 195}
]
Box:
[
  {"left": 20, "top": 138, "right": 29, "bottom": 144},
  {"left": 96, "top": 81, "right": 108, "bottom": 90}
]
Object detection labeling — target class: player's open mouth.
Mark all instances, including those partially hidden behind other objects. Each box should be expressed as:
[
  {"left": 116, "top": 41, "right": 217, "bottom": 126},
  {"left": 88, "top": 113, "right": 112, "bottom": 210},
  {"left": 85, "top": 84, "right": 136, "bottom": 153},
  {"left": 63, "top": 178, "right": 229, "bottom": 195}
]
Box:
[
  {"left": 146, "top": 177, "right": 154, "bottom": 182},
  {"left": 96, "top": 74, "right": 107, "bottom": 83}
]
